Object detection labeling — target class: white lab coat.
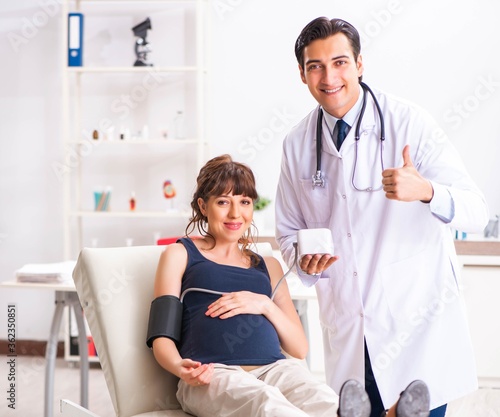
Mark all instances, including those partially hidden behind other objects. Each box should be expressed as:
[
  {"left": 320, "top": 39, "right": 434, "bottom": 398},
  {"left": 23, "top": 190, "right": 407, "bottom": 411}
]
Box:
[{"left": 275, "top": 87, "right": 489, "bottom": 410}]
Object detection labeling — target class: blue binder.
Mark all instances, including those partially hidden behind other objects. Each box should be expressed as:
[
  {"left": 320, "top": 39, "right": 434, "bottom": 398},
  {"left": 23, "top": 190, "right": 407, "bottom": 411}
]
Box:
[{"left": 68, "top": 13, "right": 83, "bottom": 66}]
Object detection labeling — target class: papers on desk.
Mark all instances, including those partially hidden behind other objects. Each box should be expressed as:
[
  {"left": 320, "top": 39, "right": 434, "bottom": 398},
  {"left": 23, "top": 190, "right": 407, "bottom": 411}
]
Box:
[{"left": 15, "top": 261, "right": 76, "bottom": 283}]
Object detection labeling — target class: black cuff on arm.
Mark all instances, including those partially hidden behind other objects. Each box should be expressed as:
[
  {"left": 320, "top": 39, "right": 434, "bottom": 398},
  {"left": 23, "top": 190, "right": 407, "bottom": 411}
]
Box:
[{"left": 146, "top": 295, "right": 183, "bottom": 348}]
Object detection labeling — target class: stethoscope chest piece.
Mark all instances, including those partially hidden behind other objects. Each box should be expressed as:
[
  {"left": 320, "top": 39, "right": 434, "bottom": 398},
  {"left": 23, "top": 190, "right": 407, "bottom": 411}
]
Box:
[{"left": 312, "top": 170, "right": 325, "bottom": 189}]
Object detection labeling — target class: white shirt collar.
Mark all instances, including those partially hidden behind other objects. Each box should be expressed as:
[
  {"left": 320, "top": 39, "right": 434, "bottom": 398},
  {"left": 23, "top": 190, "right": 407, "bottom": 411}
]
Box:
[{"left": 322, "top": 84, "right": 364, "bottom": 134}]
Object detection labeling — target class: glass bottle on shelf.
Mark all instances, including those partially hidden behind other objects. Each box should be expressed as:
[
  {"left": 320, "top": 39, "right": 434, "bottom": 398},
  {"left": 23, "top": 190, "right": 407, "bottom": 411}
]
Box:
[{"left": 173, "top": 111, "right": 186, "bottom": 139}]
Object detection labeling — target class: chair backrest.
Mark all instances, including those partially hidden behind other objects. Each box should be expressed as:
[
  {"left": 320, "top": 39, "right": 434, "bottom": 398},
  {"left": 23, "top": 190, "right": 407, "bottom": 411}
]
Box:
[
  {"left": 74, "top": 245, "right": 176, "bottom": 417},
  {"left": 73, "top": 242, "right": 274, "bottom": 417}
]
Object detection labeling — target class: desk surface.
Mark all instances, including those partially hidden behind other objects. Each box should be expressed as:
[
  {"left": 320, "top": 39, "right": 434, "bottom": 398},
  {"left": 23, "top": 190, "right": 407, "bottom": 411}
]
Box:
[{"left": 1, "top": 280, "right": 76, "bottom": 292}]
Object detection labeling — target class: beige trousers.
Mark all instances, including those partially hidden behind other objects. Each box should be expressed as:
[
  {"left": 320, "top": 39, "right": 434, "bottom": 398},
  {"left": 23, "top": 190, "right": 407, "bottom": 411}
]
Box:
[{"left": 176, "top": 358, "right": 339, "bottom": 417}]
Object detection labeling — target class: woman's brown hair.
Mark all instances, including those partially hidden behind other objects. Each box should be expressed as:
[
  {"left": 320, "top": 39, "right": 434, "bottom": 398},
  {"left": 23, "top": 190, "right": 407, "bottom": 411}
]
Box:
[{"left": 185, "top": 154, "right": 260, "bottom": 264}]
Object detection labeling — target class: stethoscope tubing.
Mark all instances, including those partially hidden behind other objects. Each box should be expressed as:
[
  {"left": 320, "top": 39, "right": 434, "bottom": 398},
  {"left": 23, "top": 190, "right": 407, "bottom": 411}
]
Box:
[{"left": 313, "top": 81, "right": 385, "bottom": 191}]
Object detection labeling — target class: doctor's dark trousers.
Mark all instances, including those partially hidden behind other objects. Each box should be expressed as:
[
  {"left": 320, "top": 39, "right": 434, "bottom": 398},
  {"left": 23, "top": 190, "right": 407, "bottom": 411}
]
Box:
[{"left": 364, "top": 342, "right": 447, "bottom": 417}]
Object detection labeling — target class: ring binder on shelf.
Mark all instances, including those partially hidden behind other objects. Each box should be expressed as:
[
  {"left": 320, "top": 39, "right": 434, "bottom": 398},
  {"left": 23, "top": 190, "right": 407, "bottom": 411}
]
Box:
[{"left": 68, "top": 13, "right": 83, "bottom": 66}]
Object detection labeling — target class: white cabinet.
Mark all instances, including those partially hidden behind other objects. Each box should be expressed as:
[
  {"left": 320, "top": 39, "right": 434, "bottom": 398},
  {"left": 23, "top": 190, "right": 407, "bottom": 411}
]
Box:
[
  {"left": 60, "top": 0, "right": 210, "bottom": 261},
  {"left": 459, "top": 256, "right": 500, "bottom": 387},
  {"left": 60, "top": 0, "right": 210, "bottom": 361}
]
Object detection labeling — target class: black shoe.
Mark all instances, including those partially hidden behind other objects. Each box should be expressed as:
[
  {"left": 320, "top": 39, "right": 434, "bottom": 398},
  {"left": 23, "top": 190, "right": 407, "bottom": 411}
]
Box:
[
  {"left": 395, "top": 380, "right": 430, "bottom": 417},
  {"left": 337, "top": 379, "right": 371, "bottom": 417}
]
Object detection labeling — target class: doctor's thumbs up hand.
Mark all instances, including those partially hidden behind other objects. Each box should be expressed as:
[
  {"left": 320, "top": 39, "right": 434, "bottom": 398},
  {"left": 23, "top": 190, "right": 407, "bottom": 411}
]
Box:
[{"left": 381, "top": 145, "right": 434, "bottom": 203}]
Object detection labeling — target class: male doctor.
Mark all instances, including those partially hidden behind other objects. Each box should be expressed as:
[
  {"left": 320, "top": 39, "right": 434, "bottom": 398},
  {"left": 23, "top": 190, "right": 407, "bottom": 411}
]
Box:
[{"left": 275, "top": 17, "right": 489, "bottom": 417}]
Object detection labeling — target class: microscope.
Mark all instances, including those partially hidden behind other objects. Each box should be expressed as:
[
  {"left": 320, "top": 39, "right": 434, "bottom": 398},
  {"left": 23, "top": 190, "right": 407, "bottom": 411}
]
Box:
[{"left": 132, "top": 17, "right": 152, "bottom": 67}]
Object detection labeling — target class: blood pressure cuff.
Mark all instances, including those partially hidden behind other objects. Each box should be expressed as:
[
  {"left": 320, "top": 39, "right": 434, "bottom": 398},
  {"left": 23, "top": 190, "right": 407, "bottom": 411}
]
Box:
[{"left": 146, "top": 295, "right": 182, "bottom": 348}]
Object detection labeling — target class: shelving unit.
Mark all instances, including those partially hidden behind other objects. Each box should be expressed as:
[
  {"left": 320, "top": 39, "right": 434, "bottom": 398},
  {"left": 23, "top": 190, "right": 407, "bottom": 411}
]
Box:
[{"left": 61, "top": 0, "right": 210, "bottom": 362}]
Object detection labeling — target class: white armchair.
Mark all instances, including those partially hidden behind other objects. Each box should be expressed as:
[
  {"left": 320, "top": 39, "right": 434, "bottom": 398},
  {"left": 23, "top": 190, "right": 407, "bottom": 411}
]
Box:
[{"left": 60, "top": 243, "right": 276, "bottom": 417}]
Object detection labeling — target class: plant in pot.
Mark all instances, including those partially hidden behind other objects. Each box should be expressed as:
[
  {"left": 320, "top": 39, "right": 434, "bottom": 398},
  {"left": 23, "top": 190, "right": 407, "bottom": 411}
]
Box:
[{"left": 253, "top": 196, "right": 271, "bottom": 231}]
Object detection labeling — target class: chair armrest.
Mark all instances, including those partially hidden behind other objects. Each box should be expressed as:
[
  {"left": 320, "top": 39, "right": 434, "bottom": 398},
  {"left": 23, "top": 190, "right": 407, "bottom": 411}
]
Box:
[{"left": 60, "top": 399, "right": 101, "bottom": 417}]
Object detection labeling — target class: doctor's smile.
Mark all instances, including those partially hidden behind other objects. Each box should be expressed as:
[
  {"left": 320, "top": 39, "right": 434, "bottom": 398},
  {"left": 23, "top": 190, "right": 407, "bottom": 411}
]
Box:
[{"left": 322, "top": 86, "right": 343, "bottom": 94}]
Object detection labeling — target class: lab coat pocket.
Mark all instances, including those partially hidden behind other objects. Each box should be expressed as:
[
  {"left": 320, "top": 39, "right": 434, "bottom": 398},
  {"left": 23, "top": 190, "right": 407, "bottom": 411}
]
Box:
[
  {"left": 298, "top": 178, "right": 331, "bottom": 225},
  {"left": 380, "top": 248, "right": 450, "bottom": 321}
]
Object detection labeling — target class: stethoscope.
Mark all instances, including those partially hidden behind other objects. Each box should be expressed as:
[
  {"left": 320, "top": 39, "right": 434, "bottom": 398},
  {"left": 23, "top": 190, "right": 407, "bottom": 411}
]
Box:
[{"left": 312, "top": 81, "right": 386, "bottom": 191}]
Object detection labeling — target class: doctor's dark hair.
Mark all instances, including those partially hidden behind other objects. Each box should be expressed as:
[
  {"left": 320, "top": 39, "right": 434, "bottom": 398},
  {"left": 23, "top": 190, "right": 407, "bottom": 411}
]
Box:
[
  {"left": 185, "top": 154, "right": 260, "bottom": 261},
  {"left": 295, "top": 17, "right": 362, "bottom": 76}
]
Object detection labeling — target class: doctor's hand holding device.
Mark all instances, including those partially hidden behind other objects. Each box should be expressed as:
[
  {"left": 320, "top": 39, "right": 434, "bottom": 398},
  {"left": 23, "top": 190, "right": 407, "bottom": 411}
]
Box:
[{"left": 296, "top": 228, "right": 337, "bottom": 277}]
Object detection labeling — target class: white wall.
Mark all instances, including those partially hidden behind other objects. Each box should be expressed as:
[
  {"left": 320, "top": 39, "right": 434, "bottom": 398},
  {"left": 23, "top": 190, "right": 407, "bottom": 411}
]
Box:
[
  {"left": 1, "top": 2, "right": 66, "bottom": 344},
  {"left": 1, "top": 0, "right": 499, "bottom": 343}
]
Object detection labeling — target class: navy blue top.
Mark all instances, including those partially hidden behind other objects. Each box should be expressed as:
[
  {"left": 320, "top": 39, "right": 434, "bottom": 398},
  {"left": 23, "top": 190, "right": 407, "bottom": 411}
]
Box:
[{"left": 178, "top": 238, "right": 285, "bottom": 365}]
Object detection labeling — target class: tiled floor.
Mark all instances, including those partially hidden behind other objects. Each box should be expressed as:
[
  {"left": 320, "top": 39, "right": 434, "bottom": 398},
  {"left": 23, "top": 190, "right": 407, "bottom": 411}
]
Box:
[
  {"left": 447, "top": 387, "right": 500, "bottom": 417},
  {"left": 0, "top": 355, "right": 114, "bottom": 417},
  {"left": 0, "top": 355, "right": 499, "bottom": 416}
]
